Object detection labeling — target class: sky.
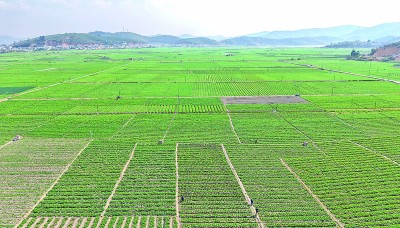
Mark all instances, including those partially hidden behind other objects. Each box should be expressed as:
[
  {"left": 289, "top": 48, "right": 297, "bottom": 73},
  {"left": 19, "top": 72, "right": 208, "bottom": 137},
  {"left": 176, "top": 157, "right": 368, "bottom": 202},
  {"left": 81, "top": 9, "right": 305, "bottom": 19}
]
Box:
[{"left": 1, "top": 0, "right": 399, "bottom": 38}]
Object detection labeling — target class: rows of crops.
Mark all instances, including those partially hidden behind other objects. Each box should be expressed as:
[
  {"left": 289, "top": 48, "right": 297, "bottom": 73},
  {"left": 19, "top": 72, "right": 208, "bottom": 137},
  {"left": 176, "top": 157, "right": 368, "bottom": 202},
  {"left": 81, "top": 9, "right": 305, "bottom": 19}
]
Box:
[
  {"left": 0, "top": 47, "right": 399, "bottom": 227},
  {"left": 225, "top": 144, "right": 336, "bottom": 227},
  {"left": 336, "top": 111, "right": 400, "bottom": 138},
  {"left": 178, "top": 144, "right": 256, "bottom": 227},
  {"left": 285, "top": 141, "right": 400, "bottom": 226},
  {"left": 229, "top": 112, "right": 308, "bottom": 144},
  {"left": 0, "top": 115, "right": 51, "bottom": 145},
  {"left": 106, "top": 145, "right": 176, "bottom": 216},
  {"left": 296, "top": 57, "right": 400, "bottom": 81},
  {"left": 166, "top": 114, "right": 237, "bottom": 144},
  {"left": 29, "top": 139, "right": 135, "bottom": 217},
  {"left": 14, "top": 80, "right": 398, "bottom": 99},
  {"left": 28, "top": 115, "right": 132, "bottom": 139},
  {"left": 0, "top": 98, "right": 226, "bottom": 115},
  {"left": 0, "top": 138, "right": 89, "bottom": 227},
  {"left": 18, "top": 215, "right": 177, "bottom": 228},
  {"left": 280, "top": 111, "right": 367, "bottom": 142},
  {"left": 305, "top": 94, "right": 400, "bottom": 110},
  {"left": 354, "top": 136, "right": 400, "bottom": 163}
]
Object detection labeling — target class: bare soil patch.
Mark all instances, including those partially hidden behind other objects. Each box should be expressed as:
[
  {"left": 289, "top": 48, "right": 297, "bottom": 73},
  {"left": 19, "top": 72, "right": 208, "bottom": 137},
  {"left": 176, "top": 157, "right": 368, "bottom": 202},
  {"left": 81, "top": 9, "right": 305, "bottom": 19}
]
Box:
[{"left": 221, "top": 96, "right": 308, "bottom": 104}]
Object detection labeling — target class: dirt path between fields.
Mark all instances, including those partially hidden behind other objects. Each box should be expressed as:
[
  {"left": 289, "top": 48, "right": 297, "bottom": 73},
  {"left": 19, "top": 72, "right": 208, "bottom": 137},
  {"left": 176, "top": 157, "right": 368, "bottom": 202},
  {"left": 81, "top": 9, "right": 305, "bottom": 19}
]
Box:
[
  {"left": 161, "top": 112, "right": 177, "bottom": 143},
  {"left": 7, "top": 62, "right": 133, "bottom": 100},
  {"left": 110, "top": 115, "right": 136, "bottom": 139},
  {"left": 14, "top": 140, "right": 93, "bottom": 228},
  {"left": 280, "top": 158, "right": 345, "bottom": 228},
  {"left": 39, "top": 217, "right": 48, "bottom": 228},
  {"left": 284, "top": 60, "right": 400, "bottom": 85},
  {"left": 79, "top": 217, "right": 88, "bottom": 228},
  {"left": 87, "top": 217, "right": 95, "bottom": 228},
  {"left": 221, "top": 144, "right": 265, "bottom": 228},
  {"left": 121, "top": 217, "right": 127, "bottom": 228},
  {"left": 0, "top": 140, "right": 13, "bottom": 150},
  {"left": 175, "top": 143, "right": 182, "bottom": 228},
  {"left": 274, "top": 112, "right": 325, "bottom": 154},
  {"left": 351, "top": 141, "right": 399, "bottom": 166},
  {"left": 101, "top": 143, "right": 138, "bottom": 217},
  {"left": 223, "top": 104, "right": 242, "bottom": 144}
]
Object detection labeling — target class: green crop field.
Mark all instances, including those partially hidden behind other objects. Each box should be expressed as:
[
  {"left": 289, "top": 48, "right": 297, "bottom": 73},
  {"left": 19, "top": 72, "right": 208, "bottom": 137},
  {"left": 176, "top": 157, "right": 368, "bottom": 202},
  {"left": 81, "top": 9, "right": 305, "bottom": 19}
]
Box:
[{"left": 0, "top": 47, "right": 399, "bottom": 227}]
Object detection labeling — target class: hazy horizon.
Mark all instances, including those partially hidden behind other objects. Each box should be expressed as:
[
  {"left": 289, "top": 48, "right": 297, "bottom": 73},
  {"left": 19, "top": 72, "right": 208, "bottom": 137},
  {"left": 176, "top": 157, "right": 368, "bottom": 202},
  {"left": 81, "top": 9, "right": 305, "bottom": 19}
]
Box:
[{"left": 1, "top": 0, "right": 400, "bottom": 38}]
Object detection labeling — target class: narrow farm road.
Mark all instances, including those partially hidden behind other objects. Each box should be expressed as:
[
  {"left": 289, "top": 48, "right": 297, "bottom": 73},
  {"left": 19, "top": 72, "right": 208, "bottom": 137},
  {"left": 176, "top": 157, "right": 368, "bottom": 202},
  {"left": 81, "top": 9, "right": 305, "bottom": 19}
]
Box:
[
  {"left": 221, "top": 144, "right": 265, "bottom": 228},
  {"left": 284, "top": 60, "right": 400, "bottom": 85},
  {"left": 351, "top": 141, "right": 400, "bottom": 166},
  {"left": 274, "top": 111, "right": 325, "bottom": 154},
  {"left": 14, "top": 139, "right": 93, "bottom": 228},
  {"left": 223, "top": 104, "right": 242, "bottom": 144},
  {"left": 175, "top": 143, "right": 182, "bottom": 228},
  {"left": 101, "top": 143, "right": 138, "bottom": 216},
  {"left": 0, "top": 140, "right": 13, "bottom": 150},
  {"left": 280, "top": 158, "right": 345, "bottom": 228},
  {"left": 8, "top": 62, "right": 134, "bottom": 100}
]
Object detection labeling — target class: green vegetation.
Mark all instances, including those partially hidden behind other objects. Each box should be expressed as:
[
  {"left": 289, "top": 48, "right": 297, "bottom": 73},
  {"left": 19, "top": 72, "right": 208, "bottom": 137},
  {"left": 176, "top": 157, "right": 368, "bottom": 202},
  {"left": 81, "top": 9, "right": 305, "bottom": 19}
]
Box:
[{"left": 0, "top": 47, "right": 399, "bottom": 227}]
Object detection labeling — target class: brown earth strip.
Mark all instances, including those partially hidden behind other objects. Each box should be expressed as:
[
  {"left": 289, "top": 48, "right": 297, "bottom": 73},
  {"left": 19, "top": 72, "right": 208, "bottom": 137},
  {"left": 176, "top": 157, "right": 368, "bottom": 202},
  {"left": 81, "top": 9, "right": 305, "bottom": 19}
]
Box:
[
  {"left": 39, "top": 217, "right": 48, "bottom": 228},
  {"left": 136, "top": 216, "right": 141, "bottom": 228},
  {"left": 101, "top": 143, "right": 138, "bottom": 216},
  {"left": 280, "top": 158, "right": 345, "bottom": 228},
  {"left": 285, "top": 60, "right": 400, "bottom": 85},
  {"left": 62, "top": 217, "right": 71, "bottom": 228},
  {"left": 46, "top": 217, "right": 56, "bottom": 228},
  {"left": 0, "top": 140, "right": 13, "bottom": 150},
  {"left": 128, "top": 216, "right": 134, "bottom": 228},
  {"left": 79, "top": 217, "right": 88, "bottom": 228},
  {"left": 351, "top": 141, "right": 399, "bottom": 166},
  {"left": 121, "top": 217, "right": 127, "bottom": 228},
  {"left": 223, "top": 104, "right": 242, "bottom": 144},
  {"left": 175, "top": 143, "right": 182, "bottom": 228},
  {"left": 221, "top": 144, "right": 265, "bottom": 228},
  {"left": 71, "top": 217, "right": 79, "bottom": 228},
  {"left": 14, "top": 140, "right": 93, "bottom": 228}
]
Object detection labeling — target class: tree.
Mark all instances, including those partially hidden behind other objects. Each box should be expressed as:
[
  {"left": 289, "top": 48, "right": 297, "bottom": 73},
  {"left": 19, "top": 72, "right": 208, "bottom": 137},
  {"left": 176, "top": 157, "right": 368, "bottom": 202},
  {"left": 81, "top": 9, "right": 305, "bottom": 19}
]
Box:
[{"left": 351, "top": 49, "right": 360, "bottom": 57}]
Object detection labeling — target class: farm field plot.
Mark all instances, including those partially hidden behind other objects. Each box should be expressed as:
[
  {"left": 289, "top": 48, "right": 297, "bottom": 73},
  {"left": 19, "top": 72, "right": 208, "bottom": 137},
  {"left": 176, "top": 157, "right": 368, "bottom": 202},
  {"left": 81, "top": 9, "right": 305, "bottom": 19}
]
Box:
[
  {"left": 0, "top": 138, "right": 89, "bottom": 227},
  {"left": 112, "top": 114, "right": 174, "bottom": 144},
  {"left": 0, "top": 47, "right": 399, "bottom": 227},
  {"left": 178, "top": 144, "right": 256, "bottom": 227},
  {"left": 0, "top": 115, "right": 53, "bottom": 145},
  {"left": 335, "top": 111, "right": 400, "bottom": 137},
  {"left": 166, "top": 113, "right": 237, "bottom": 144},
  {"left": 106, "top": 145, "right": 176, "bottom": 216},
  {"left": 354, "top": 136, "right": 400, "bottom": 163},
  {"left": 280, "top": 111, "right": 368, "bottom": 142},
  {"left": 296, "top": 57, "right": 400, "bottom": 81},
  {"left": 0, "top": 51, "right": 132, "bottom": 86},
  {"left": 224, "top": 144, "right": 336, "bottom": 227},
  {"left": 284, "top": 141, "right": 400, "bottom": 227},
  {"left": 27, "top": 139, "right": 135, "bottom": 217},
  {"left": 228, "top": 112, "right": 308, "bottom": 144},
  {"left": 26, "top": 114, "right": 132, "bottom": 139},
  {"left": 304, "top": 94, "right": 400, "bottom": 110}
]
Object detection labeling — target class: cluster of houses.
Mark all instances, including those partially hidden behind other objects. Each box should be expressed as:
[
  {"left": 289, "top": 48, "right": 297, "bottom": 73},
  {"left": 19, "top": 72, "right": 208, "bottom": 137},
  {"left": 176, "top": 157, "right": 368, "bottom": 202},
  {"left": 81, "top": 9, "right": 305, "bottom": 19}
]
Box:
[{"left": 1, "top": 43, "right": 153, "bottom": 52}]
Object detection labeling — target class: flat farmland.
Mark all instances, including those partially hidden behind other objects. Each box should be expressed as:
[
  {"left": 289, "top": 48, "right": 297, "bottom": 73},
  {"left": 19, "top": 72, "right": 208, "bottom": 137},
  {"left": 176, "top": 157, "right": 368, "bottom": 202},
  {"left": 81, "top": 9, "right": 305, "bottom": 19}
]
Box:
[{"left": 0, "top": 47, "right": 399, "bottom": 227}]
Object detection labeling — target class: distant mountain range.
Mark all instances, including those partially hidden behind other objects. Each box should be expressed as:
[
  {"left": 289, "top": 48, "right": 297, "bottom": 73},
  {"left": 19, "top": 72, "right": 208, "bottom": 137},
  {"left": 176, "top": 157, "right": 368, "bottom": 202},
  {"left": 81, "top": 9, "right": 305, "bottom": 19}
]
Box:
[
  {"left": 8, "top": 22, "right": 400, "bottom": 47},
  {"left": 0, "top": 36, "right": 24, "bottom": 45}
]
